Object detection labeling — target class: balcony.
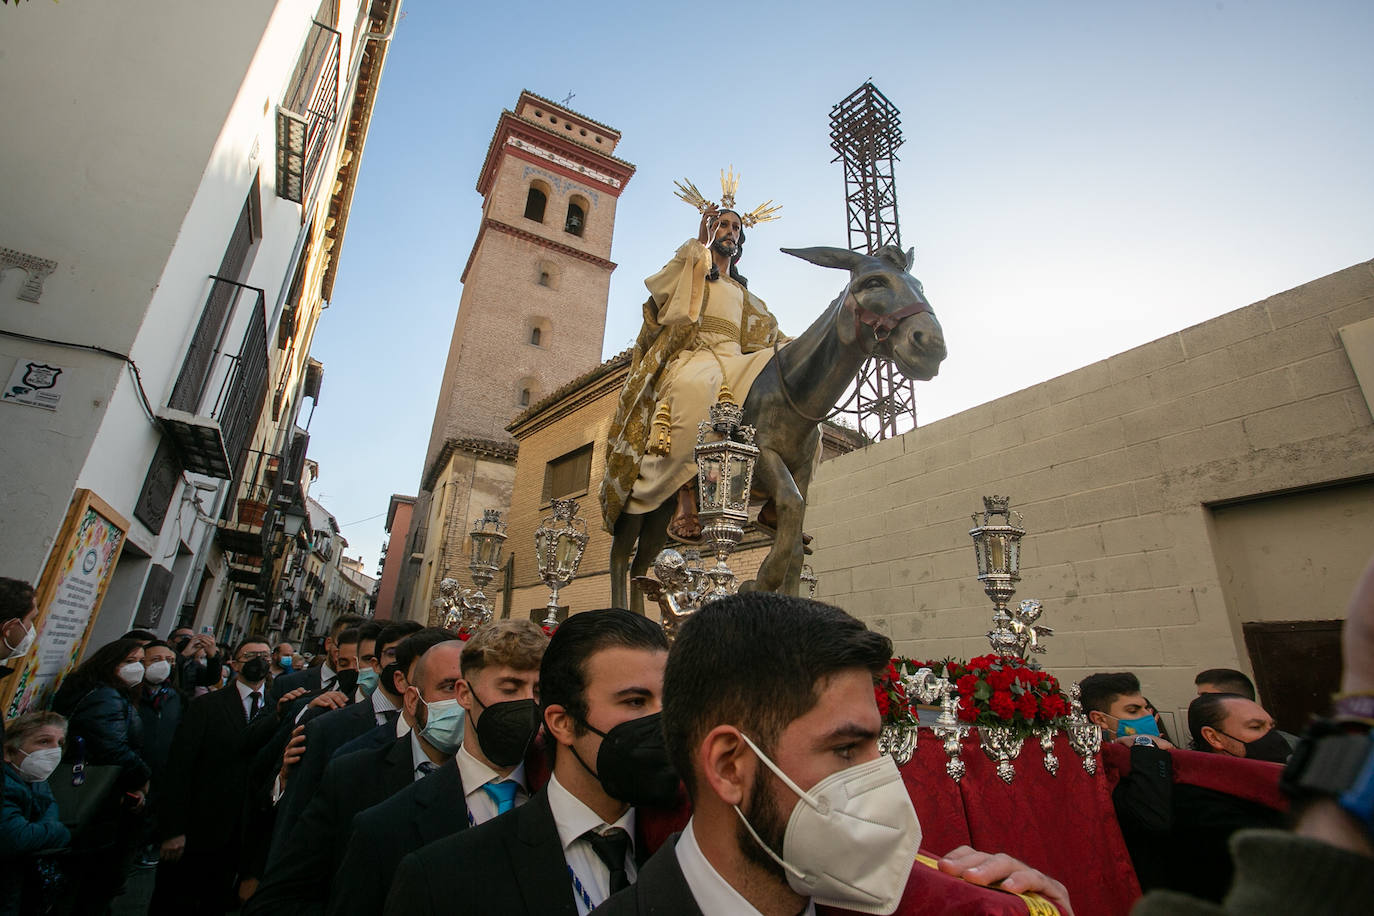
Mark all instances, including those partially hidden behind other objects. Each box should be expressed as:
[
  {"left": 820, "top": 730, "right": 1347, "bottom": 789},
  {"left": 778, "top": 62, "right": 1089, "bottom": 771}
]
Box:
[
  {"left": 275, "top": 20, "right": 341, "bottom": 204},
  {"left": 216, "top": 448, "right": 277, "bottom": 556},
  {"left": 159, "top": 277, "right": 270, "bottom": 480}
]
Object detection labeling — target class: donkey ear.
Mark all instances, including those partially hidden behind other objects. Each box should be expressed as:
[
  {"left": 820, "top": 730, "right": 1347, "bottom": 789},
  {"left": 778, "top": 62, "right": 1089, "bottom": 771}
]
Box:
[
  {"left": 780, "top": 246, "right": 865, "bottom": 272},
  {"left": 905, "top": 247, "right": 915, "bottom": 271}
]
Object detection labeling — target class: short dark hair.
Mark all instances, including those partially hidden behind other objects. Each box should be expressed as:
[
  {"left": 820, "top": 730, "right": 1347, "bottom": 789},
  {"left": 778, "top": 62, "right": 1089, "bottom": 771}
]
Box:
[
  {"left": 357, "top": 621, "right": 383, "bottom": 646},
  {"left": 1195, "top": 668, "right": 1256, "bottom": 701},
  {"left": 121, "top": 629, "right": 158, "bottom": 644},
  {"left": 395, "top": 627, "right": 460, "bottom": 679},
  {"left": 378, "top": 620, "right": 422, "bottom": 653},
  {"left": 336, "top": 627, "right": 361, "bottom": 648},
  {"left": 330, "top": 614, "right": 366, "bottom": 639},
  {"left": 0, "top": 577, "right": 35, "bottom": 622},
  {"left": 1188, "top": 692, "right": 1249, "bottom": 751},
  {"left": 540, "top": 609, "right": 668, "bottom": 753},
  {"left": 662, "top": 592, "right": 891, "bottom": 799},
  {"left": 1079, "top": 672, "right": 1142, "bottom": 715},
  {"left": 232, "top": 634, "right": 271, "bottom": 659}
]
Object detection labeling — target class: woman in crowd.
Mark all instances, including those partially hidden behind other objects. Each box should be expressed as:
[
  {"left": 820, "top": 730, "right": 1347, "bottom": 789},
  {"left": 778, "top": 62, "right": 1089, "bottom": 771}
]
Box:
[
  {"left": 51, "top": 637, "right": 152, "bottom": 914},
  {"left": 1, "top": 710, "right": 70, "bottom": 916}
]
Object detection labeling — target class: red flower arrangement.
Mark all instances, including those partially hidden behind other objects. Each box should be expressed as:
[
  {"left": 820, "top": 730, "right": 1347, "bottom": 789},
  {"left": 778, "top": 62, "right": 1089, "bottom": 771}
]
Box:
[
  {"left": 906, "top": 655, "right": 1070, "bottom": 737},
  {"left": 874, "top": 660, "right": 918, "bottom": 727}
]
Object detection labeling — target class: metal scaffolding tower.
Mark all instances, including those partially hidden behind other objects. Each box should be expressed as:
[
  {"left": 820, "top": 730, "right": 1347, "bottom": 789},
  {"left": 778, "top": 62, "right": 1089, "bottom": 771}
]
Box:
[{"left": 829, "top": 82, "right": 918, "bottom": 441}]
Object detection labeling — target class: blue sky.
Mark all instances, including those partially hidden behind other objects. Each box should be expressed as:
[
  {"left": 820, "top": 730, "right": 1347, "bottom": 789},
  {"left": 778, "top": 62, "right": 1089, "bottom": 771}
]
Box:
[{"left": 308, "top": 0, "right": 1374, "bottom": 570}]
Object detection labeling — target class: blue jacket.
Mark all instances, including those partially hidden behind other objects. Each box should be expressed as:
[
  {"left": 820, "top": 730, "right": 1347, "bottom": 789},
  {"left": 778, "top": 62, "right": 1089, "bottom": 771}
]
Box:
[{"left": 1, "top": 763, "right": 70, "bottom": 916}]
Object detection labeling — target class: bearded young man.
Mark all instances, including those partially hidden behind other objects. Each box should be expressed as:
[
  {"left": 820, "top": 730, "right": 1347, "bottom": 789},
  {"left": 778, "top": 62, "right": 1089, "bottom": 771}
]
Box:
[{"left": 597, "top": 592, "right": 1073, "bottom": 916}]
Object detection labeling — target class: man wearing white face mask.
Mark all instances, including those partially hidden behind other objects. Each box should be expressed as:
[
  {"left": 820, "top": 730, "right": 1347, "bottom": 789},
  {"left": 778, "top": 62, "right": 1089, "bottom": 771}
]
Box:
[
  {"left": 0, "top": 578, "right": 40, "bottom": 695},
  {"left": 599, "top": 592, "right": 1073, "bottom": 916}
]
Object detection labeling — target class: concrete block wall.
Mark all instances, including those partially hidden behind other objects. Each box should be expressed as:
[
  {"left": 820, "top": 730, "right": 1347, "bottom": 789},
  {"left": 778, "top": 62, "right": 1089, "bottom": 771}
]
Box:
[{"left": 807, "top": 259, "right": 1374, "bottom": 723}]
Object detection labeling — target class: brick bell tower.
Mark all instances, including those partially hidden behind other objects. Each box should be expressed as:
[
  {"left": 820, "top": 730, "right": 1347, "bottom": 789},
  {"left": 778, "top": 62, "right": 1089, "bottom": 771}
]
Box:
[{"left": 400, "top": 92, "right": 635, "bottom": 620}]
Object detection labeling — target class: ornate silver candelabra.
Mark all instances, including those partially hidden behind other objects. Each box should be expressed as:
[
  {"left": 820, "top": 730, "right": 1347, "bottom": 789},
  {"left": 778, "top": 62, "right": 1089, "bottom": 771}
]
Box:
[
  {"left": 1064, "top": 683, "right": 1103, "bottom": 775},
  {"left": 534, "top": 498, "right": 588, "bottom": 629}
]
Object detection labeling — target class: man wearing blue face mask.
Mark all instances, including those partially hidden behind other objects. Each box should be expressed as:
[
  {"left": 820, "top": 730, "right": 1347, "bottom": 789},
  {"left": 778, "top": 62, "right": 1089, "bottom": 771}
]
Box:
[
  {"left": 1081, "top": 672, "right": 1175, "bottom": 749},
  {"left": 246, "top": 627, "right": 454, "bottom": 916},
  {"left": 332, "top": 619, "right": 549, "bottom": 915}
]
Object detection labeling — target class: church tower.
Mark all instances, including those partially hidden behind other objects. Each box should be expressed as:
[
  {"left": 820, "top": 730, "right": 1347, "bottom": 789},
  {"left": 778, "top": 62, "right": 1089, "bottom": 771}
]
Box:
[{"left": 400, "top": 92, "right": 635, "bottom": 621}]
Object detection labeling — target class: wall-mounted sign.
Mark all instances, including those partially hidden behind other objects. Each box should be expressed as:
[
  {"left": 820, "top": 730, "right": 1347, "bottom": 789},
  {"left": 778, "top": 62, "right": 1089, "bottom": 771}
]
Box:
[
  {"left": 1, "top": 489, "right": 128, "bottom": 718},
  {"left": 2, "top": 357, "right": 66, "bottom": 410}
]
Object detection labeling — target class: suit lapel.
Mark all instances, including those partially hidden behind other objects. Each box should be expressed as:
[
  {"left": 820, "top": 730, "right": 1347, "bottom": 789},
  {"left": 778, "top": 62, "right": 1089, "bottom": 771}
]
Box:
[
  {"left": 413, "top": 759, "right": 467, "bottom": 846},
  {"left": 511, "top": 791, "right": 578, "bottom": 916},
  {"left": 217, "top": 682, "right": 248, "bottom": 732}
]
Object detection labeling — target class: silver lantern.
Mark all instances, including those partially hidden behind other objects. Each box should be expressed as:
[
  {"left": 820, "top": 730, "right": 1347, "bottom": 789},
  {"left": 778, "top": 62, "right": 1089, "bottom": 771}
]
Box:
[
  {"left": 694, "top": 396, "right": 758, "bottom": 599},
  {"left": 969, "top": 495, "right": 1026, "bottom": 657},
  {"left": 534, "top": 498, "right": 588, "bottom": 629}
]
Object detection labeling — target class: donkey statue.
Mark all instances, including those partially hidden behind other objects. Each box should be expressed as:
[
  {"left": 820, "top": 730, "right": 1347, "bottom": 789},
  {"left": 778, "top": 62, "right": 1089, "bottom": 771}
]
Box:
[{"left": 609, "top": 244, "right": 947, "bottom": 610}]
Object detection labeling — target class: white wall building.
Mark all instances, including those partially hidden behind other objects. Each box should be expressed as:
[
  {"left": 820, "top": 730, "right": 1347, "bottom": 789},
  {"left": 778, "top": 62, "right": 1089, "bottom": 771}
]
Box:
[{"left": 0, "top": 0, "right": 400, "bottom": 658}]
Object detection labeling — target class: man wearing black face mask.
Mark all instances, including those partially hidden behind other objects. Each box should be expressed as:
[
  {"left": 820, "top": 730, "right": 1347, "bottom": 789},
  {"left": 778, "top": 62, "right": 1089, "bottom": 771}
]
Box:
[
  {"left": 385, "top": 609, "right": 674, "bottom": 915},
  {"left": 246, "top": 627, "right": 451, "bottom": 916},
  {"left": 150, "top": 635, "right": 283, "bottom": 915},
  {"left": 336, "top": 619, "right": 550, "bottom": 915}
]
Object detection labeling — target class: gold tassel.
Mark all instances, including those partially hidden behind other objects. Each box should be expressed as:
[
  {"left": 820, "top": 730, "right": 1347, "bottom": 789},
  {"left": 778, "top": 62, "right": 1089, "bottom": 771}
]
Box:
[{"left": 648, "top": 400, "right": 673, "bottom": 455}]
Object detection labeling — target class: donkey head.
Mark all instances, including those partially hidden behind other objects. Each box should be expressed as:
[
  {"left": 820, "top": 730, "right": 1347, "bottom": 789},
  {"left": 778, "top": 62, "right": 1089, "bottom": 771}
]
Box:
[{"left": 781, "top": 245, "right": 947, "bottom": 381}]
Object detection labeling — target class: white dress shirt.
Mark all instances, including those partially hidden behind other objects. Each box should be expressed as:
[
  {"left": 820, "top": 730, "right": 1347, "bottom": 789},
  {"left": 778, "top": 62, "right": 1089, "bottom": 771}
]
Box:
[
  {"left": 317, "top": 662, "right": 338, "bottom": 691},
  {"left": 235, "top": 679, "right": 267, "bottom": 721},
  {"left": 546, "top": 772, "right": 638, "bottom": 916},
  {"left": 456, "top": 744, "right": 527, "bottom": 825},
  {"left": 675, "top": 818, "right": 816, "bottom": 916}
]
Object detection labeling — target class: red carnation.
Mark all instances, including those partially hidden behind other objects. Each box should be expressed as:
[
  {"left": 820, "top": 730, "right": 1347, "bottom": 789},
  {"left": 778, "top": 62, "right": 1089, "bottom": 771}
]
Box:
[
  {"left": 1016, "top": 693, "right": 1039, "bottom": 719},
  {"left": 957, "top": 696, "right": 977, "bottom": 722},
  {"left": 956, "top": 674, "right": 978, "bottom": 697},
  {"left": 989, "top": 690, "right": 1015, "bottom": 720}
]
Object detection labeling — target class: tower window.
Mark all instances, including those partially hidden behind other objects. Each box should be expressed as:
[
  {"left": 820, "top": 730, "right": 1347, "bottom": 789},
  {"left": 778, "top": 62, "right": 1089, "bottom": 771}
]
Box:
[
  {"left": 520, "top": 388, "right": 531, "bottom": 407},
  {"left": 564, "top": 202, "right": 585, "bottom": 237},
  {"left": 538, "top": 271, "right": 550, "bottom": 287},
  {"left": 524, "top": 186, "right": 547, "bottom": 222},
  {"left": 530, "top": 327, "right": 542, "bottom": 346}
]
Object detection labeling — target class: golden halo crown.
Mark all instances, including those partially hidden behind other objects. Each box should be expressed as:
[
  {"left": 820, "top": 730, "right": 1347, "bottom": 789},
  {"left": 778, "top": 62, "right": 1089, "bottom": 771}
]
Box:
[{"left": 673, "top": 166, "right": 782, "bottom": 228}]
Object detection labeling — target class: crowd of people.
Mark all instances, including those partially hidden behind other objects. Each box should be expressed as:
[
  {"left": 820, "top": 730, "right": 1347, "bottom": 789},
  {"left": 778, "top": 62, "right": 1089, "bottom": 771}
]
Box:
[{"left": 3, "top": 559, "right": 1372, "bottom": 916}]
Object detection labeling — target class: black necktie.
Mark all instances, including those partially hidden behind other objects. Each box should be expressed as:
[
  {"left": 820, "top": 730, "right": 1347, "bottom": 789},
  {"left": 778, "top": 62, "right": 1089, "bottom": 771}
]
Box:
[
  {"left": 582, "top": 827, "right": 631, "bottom": 893},
  {"left": 323, "top": 675, "right": 338, "bottom": 692},
  {"left": 417, "top": 761, "right": 438, "bottom": 777},
  {"left": 248, "top": 690, "right": 262, "bottom": 721},
  {"left": 383, "top": 709, "right": 401, "bottom": 726}
]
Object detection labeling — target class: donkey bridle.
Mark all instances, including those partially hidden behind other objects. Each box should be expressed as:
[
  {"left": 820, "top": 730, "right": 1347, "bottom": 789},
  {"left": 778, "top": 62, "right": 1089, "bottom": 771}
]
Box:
[{"left": 772, "top": 291, "right": 933, "bottom": 424}]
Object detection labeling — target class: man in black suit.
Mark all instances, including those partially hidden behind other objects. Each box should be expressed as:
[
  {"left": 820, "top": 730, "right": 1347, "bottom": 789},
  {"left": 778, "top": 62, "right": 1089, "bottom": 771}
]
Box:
[
  {"left": 385, "top": 609, "right": 675, "bottom": 916},
  {"left": 597, "top": 593, "right": 1073, "bottom": 916},
  {"left": 149, "top": 634, "right": 283, "bottom": 915},
  {"left": 243, "top": 626, "right": 450, "bottom": 915},
  {"left": 267, "top": 620, "right": 410, "bottom": 860},
  {"left": 330, "top": 619, "right": 551, "bottom": 915},
  {"left": 269, "top": 613, "right": 366, "bottom": 702}
]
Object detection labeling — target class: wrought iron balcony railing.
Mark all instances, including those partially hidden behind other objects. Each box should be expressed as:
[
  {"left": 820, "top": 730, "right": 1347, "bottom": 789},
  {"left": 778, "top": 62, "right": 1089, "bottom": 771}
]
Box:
[
  {"left": 276, "top": 19, "right": 341, "bottom": 204},
  {"left": 160, "top": 277, "right": 270, "bottom": 481}
]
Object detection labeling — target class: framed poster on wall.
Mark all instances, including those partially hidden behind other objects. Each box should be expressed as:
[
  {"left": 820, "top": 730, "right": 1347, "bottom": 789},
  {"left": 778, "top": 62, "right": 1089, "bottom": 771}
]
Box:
[{"left": 1, "top": 489, "right": 128, "bottom": 718}]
